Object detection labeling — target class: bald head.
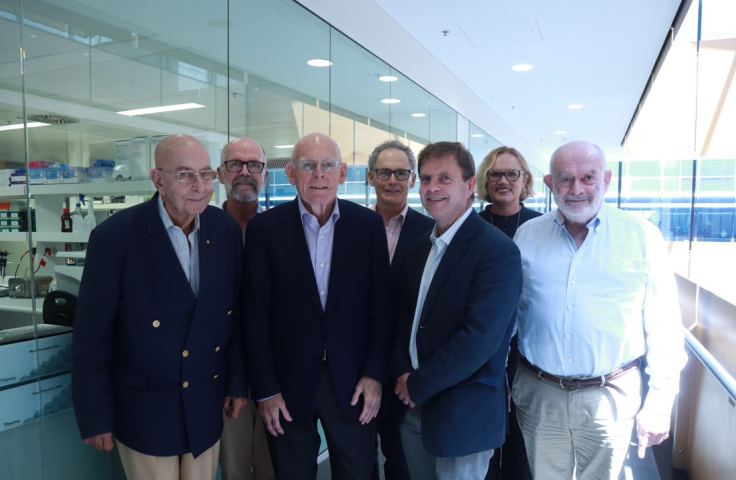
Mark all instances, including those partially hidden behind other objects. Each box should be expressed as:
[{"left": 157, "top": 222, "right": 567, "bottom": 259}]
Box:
[
  {"left": 544, "top": 140, "right": 611, "bottom": 227},
  {"left": 154, "top": 134, "right": 207, "bottom": 170},
  {"left": 550, "top": 140, "right": 606, "bottom": 175},
  {"left": 292, "top": 133, "right": 341, "bottom": 165},
  {"left": 221, "top": 137, "right": 266, "bottom": 164}
]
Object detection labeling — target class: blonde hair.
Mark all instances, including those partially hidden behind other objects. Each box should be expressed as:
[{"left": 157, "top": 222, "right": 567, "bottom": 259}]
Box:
[{"left": 476, "top": 146, "right": 535, "bottom": 202}]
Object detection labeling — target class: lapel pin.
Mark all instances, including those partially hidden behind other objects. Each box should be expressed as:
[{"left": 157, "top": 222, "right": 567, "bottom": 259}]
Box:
[{"left": 206, "top": 239, "right": 210, "bottom": 245}]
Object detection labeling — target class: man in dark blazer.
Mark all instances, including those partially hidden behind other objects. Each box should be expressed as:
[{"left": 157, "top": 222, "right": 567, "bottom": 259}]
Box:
[
  {"left": 367, "top": 140, "right": 434, "bottom": 480},
  {"left": 244, "top": 133, "right": 392, "bottom": 479},
  {"left": 72, "top": 134, "right": 247, "bottom": 480},
  {"left": 393, "top": 141, "right": 522, "bottom": 480}
]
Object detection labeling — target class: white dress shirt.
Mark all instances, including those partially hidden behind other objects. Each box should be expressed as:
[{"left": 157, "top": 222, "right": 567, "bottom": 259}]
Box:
[
  {"left": 158, "top": 194, "right": 200, "bottom": 297},
  {"left": 514, "top": 204, "right": 686, "bottom": 415},
  {"left": 409, "top": 207, "right": 474, "bottom": 369}
]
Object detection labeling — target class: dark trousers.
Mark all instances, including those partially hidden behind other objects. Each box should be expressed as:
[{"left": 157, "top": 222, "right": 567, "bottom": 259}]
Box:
[
  {"left": 372, "top": 392, "right": 409, "bottom": 480},
  {"left": 268, "top": 364, "right": 375, "bottom": 480},
  {"left": 486, "top": 336, "right": 532, "bottom": 480}
]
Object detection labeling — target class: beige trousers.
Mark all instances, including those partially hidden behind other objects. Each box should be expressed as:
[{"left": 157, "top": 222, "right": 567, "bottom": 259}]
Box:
[
  {"left": 512, "top": 365, "right": 642, "bottom": 480},
  {"left": 219, "top": 402, "right": 275, "bottom": 480},
  {"left": 116, "top": 439, "right": 220, "bottom": 480}
]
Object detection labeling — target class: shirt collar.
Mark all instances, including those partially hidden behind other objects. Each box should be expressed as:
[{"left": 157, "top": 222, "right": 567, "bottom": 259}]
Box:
[
  {"left": 430, "top": 206, "right": 474, "bottom": 246},
  {"left": 298, "top": 196, "right": 340, "bottom": 225},
  {"left": 553, "top": 204, "right": 604, "bottom": 233},
  {"left": 222, "top": 199, "right": 262, "bottom": 214},
  {"left": 158, "top": 194, "right": 200, "bottom": 235},
  {"left": 370, "top": 203, "right": 409, "bottom": 224}
]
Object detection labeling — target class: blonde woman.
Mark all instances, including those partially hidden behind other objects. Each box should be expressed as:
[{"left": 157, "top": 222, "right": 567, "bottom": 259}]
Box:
[{"left": 477, "top": 146, "right": 541, "bottom": 239}]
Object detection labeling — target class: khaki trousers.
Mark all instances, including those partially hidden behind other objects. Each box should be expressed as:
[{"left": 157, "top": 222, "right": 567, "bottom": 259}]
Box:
[
  {"left": 219, "top": 402, "right": 275, "bottom": 480},
  {"left": 116, "top": 439, "right": 220, "bottom": 480},
  {"left": 512, "top": 365, "right": 641, "bottom": 480}
]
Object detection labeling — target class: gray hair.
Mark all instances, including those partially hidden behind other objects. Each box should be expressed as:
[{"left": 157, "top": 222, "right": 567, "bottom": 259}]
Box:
[{"left": 368, "top": 140, "right": 417, "bottom": 172}]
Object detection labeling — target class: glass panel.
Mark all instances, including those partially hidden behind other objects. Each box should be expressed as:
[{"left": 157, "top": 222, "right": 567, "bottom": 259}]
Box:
[
  {"left": 0, "top": 1, "right": 47, "bottom": 478},
  {"left": 330, "top": 28, "right": 390, "bottom": 166},
  {"left": 429, "top": 94, "right": 456, "bottom": 142}
]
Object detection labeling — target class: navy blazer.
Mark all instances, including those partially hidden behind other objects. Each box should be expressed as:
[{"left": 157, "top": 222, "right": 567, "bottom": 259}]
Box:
[
  {"left": 389, "top": 207, "right": 435, "bottom": 283},
  {"left": 72, "top": 194, "right": 245, "bottom": 458},
  {"left": 393, "top": 210, "right": 522, "bottom": 457},
  {"left": 244, "top": 198, "right": 392, "bottom": 421}
]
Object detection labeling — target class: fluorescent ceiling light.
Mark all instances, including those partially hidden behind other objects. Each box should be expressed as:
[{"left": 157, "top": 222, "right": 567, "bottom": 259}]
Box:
[
  {"left": 381, "top": 98, "right": 401, "bottom": 104},
  {"left": 116, "top": 103, "right": 204, "bottom": 116},
  {"left": 0, "top": 121, "right": 50, "bottom": 132},
  {"left": 411, "top": 113, "right": 426, "bottom": 118},
  {"left": 307, "top": 58, "right": 333, "bottom": 67},
  {"left": 470, "top": 134, "right": 485, "bottom": 138},
  {"left": 274, "top": 144, "right": 294, "bottom": 149},
  {"left": 554, "top": 130, "right": 568, "bottom": 135},
  {"left": 378, "top": 75, "right": 398, "bottom": 82},
  {"left": 511, "top": 64, "right": 534, "bottom": 72},
  {"left": 567, "top": 104, "right": 585, "bottom": 110}
]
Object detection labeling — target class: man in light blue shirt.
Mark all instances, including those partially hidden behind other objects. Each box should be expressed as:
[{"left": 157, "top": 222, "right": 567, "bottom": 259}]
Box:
[{"left": 513, "top": 140, "right": 686, "bottom": 480}]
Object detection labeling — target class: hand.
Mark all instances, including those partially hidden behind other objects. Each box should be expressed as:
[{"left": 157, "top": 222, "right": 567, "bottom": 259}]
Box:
[
  {"left": 351, "top": 376, "right": 382, "bottom": 425},
  {"left": 257, "top": 393, "right": 292, "bottom": 437},
  {"left": 83, "top": 432, "right": 113, "bottom": 452},
  {"left": 394, "top": 373, "right": 415, "bottom": 408},
  {"left": 636, "top": 409, "right": 671, "bottom": 458},
  {"left": 224, "top": 397, "right": 248, "bottom": 419}
]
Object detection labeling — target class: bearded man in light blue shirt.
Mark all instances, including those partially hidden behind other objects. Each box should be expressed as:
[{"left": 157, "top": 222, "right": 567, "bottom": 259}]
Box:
[{"left": 512, "top": 140, "right": 686, "bottom": 480}]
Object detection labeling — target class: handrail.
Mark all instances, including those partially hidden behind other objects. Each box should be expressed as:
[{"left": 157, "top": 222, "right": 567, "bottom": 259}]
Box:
[{"left": 683, "top": 327, "right": 736, "bottom": 404}]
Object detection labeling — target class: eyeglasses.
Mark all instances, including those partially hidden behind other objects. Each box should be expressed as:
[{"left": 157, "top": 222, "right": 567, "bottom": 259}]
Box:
[
  {"left": 556, "top": 173, "right": 599, "bottom": 187},
  {"left": 296, "top": 159, "right": 342, "bottom": 174},
  {"left": 374, "top": 169, "right": 412, "bottom": 181},
  {"left": 223, "top": 160, "right": 266, "bottom": 174},
  {"left": 158, "top": 168, "right": 217, "bottom": 183},
  {"left": 487, "top": 169, "right": 525, "bottom": 183}
]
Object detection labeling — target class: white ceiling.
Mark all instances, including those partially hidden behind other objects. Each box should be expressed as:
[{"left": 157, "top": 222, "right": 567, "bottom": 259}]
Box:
[{"left": 370, "top": 0, "right": 683, "bottom": 160}]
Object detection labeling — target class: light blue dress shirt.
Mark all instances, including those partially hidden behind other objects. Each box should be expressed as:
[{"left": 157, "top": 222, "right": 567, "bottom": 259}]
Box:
[
  {"left": 157, "top": 194, "right": 200, "bottom": 297},
  {"left": 409, "top": 207, "right": 474, "bottom": 369},
  {"left": 514, "top": 204, "right": 686, "bottom": 414},
  {"left": 298, "top": 196, "right": 340, "bottom": 311}
]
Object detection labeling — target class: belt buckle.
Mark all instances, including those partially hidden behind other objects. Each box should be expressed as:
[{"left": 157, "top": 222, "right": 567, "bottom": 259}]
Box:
[{"left": 559, "top": 378, "right": 578, "bottom": 391}]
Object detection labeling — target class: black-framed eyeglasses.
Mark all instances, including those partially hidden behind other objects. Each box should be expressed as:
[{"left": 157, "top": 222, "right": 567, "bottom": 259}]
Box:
[
  {"left": 158, "top": 168, "right": 217, "bottom": 183},
  {"left": 223, "top": 160, "right": 266, "bottom": 174},
  {"left": 373, "top": 169, "right": 412, "bottom": 181},
  {"left": 487, "top": 169, "right": 524, "bottom": 183},
  {"left": 296, "top": 159, "right": 342, "bottom": 174}
]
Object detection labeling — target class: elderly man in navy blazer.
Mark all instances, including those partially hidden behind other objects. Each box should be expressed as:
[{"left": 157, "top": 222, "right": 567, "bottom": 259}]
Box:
[
  {"left": 367, "top": 140, "right": 434, "bottom": 480},
  {"left": 72, "top": 134, "right": 247, "bottom": 480},
  {"left": 393, "top": 141, "right": 522, "bottom": 480},
  {"left": 244, "top": 133, "right": 392, "bottom": 479}
]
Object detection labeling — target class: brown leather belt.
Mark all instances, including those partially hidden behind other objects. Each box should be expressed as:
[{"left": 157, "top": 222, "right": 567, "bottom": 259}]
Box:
[{"left": 520, "top": 356, "right": 641, "bottom": 391}]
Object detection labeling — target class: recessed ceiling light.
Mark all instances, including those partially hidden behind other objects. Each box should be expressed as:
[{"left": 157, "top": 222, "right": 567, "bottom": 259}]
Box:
[
  {"left": 470, "top": 134, "right": 484, "bottom": 138},
  {"left": 116, "top": 103, "right": 205, "bottom": 116},
  {"left": 411, "top": 113, "right": 426, "bottom": 118},
  {"left": 511, "top": 64, "right": 534, "bottom": 72},
  {"left": 554, "top": 130, "right": 568, "bottom": 135},
  {"left": 274, "top": 144, "right": 294, "bottom": 149},
  {"left": 567, "top": 104, "right": 585, "bottom": 110},
  {"left": 380, "top": 98, "right": 401, "bottom": 104},
  {"left": 307, "top": 58, "right": 332, "bottom": 67},
  {"left": 0, "top": 122, "right": 50, "bottom": 132},
  {"left": 30, "top": 34, "right": 37, "bottom": 39},
  {"left": 378, "top": 75, "right": 398, "bottom": 82}
]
